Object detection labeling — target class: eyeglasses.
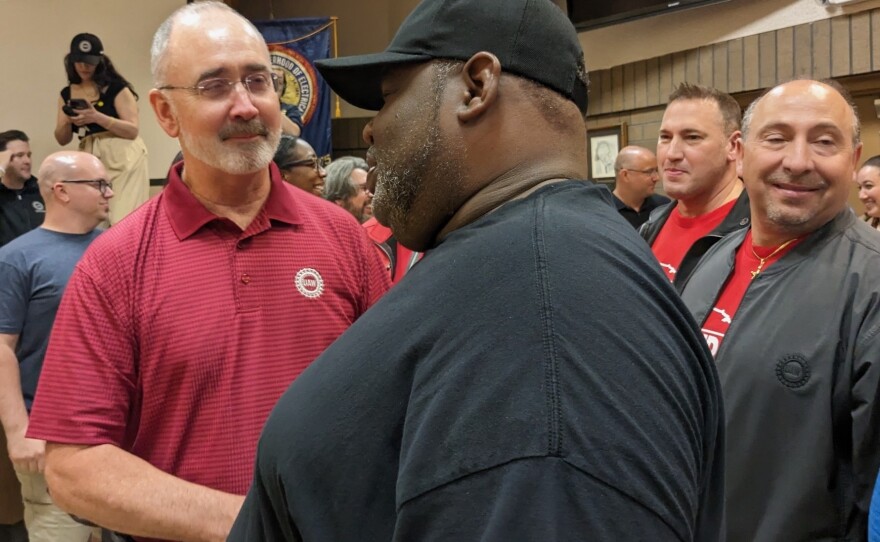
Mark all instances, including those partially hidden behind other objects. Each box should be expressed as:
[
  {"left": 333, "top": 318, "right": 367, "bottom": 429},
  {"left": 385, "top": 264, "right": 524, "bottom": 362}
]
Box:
[
  {"left": 282, "top": 158, "right": 324, "bottom": 173},
  {"left": 158, "top": 73, "right": 282, "bottom": 101},
  {"left": 61, "top": 179, "right": 113, "bottom": 197},
  {"left": 622, "top": 167, "right": 659, "bottom": 176}
]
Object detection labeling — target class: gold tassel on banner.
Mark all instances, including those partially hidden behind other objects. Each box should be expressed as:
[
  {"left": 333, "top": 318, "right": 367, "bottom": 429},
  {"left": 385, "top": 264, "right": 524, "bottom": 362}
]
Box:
[{"left": 331, "top": 17, "right": 341, "bottom": 118}]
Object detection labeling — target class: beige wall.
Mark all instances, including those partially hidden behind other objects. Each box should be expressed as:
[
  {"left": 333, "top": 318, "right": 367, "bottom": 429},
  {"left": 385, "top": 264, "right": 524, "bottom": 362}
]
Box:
[{"left": 1, "top": 0, "right": 184, "bottom": 180}]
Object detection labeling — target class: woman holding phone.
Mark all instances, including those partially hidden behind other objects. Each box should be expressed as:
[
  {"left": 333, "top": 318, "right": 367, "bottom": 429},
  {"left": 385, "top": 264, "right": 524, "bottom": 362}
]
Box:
[{"left": 55, "top": 33, "right": 148, "bottom": 225}]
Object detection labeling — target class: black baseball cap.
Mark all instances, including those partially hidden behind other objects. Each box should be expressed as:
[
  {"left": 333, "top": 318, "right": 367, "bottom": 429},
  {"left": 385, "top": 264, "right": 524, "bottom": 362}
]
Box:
[
  {"left": 315, "top": 0, "right": 588, "bottom": 114},
  {"left": 70, "top": 33, "right": 104, "bottom": 65}
]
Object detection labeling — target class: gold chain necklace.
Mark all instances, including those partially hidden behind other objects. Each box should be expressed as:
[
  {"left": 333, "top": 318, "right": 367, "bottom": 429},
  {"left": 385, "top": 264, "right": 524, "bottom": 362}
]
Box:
[{"left": 750, "top": 238, "right": 798, "bottom": 279}]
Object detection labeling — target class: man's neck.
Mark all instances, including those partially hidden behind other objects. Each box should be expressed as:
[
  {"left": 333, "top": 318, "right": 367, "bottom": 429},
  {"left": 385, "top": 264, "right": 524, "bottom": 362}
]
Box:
[
  {"left": 1, "top": 174, "right": 26, "bottom": 191},
  {"left": 677, "top": 174, "right": 742, "bottom": 218},
  {"left": 612, "top": 187, "right": 644, "bottom": 212},
  {"left": 436, "top": 170, "right": 577, "bottom": 244},
  {"left": 40, "top": 214, "right": 99, "bottom": 235},
  {"left": 181, "top": 163, "right": 272, "bottom": 231}
]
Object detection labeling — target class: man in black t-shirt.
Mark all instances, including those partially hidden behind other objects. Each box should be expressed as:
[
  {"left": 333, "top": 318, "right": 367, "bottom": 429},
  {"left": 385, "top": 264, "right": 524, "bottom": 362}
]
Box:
[
  {"left": 229, "top": 0, "right": 725, "bottom": 540},
  {"left": 611, "top": 145, "right": 670, "bottom": 229},
  {"left": 0, "top": 130, "right": 44, "bottom": 248}
]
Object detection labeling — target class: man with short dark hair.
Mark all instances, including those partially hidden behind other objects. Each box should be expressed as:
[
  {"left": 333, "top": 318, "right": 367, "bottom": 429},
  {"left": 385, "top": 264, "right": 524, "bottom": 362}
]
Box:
[
  {"left": 611, "top": 145, "right": 668, "bottom": 228},
  {"left": 0, "top": 131, "right": 44, "bottom": 247},
  {"left": 324, "top": 156, "right": 372, "bottom": 222},
  {"left": 640, "top": 83, "right": 750, "bottom": 288},
  {"left": 0, "top": 151, "right": 110, "bottom": 542},
  {"left": 680, "top": 79, "right": 880, "bottom": 542},
  {"left": 230, "top": 0, "right": 725, "bottom": 540},
  {"left": 26, "top": 3, "right": 390, "bottom": 542}
]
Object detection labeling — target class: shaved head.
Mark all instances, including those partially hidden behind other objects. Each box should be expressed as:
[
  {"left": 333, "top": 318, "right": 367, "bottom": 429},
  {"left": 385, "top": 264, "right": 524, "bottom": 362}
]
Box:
[{"left": 38, "top": 151, "right": 105, "bottom": 196}]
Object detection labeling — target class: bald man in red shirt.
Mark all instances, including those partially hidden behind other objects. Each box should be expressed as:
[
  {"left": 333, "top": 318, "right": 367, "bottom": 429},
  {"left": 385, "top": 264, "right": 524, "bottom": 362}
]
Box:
[{"left": 26, "top": 4, "right": 390, "bottom": 542}]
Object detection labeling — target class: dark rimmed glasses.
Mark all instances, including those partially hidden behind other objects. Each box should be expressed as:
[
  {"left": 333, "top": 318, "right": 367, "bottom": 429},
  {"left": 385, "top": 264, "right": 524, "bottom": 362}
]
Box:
[
  {"left": 621, "top": 167, "right": 659, "bottom": 176},
  {"left": 158, "top": 72, "right": 282, "bottom": 101},
  {"left": 282, "top": 158, "right": 325, "bottom": 173},
  {"left": 61, "top": 179, "right": 113, "bottom": 197}
]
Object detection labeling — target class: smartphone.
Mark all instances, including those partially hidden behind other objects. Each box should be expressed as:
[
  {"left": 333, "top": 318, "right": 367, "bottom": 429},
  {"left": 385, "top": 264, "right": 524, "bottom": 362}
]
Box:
[{"left": 69, "top": 99, "right": 90, "bottom": 109}]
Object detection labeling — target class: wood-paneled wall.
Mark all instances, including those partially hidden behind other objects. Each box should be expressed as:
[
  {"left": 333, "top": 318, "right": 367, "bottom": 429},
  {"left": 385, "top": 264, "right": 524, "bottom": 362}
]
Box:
[{"left": 588, "top": 9, "right": 880, "bottom": 118}]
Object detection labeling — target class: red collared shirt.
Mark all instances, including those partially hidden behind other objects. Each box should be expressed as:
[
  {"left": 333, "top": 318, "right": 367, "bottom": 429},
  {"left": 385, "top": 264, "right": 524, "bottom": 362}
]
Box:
[{"left": 29, "top": 163, "right": 390, "bottom": 495}]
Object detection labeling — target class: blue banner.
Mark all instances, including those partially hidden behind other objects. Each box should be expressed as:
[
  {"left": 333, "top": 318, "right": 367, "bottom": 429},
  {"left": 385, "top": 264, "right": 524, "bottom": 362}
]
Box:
[{"left": 255, "top": 17, "right": 333, "bottom": 158}]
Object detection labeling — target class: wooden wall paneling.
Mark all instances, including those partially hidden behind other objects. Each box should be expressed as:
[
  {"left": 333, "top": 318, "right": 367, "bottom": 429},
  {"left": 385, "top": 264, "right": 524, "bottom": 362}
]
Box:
[
  {"left": 759, "top": 31, "right": 777, "bottom": 88},
  {"left": 873, "top": 10, "right": 880, "bottom": 72},
  {"left": 851, "top": 11, "right": 871, "bottom": 75},
  {"left": 672, "top": 51, "right": 688, "bottom": 87},
  {"left": 776, "top": 27, "right": 794, "bottom": 84},
  {"left": 646, "top": 57, "right": 661, "bottom": 107},
  {"left": 600, "top": 68, "right": 613, "bottom": 115},
  {"left": 728, "top": 37, "right": 744, "bottom": 93},
  {"left": 623, "top": 63, "right": 636, "bottom": 111},
  {"left": 611, "top": 65, "right": 625, "bottom": 112},
  {"left": 660, "top": 54, "right": 674, "bottom": 99},
  {"left": 831, "top": 16, "right": 852, "bottom": 78},
  {"left": 634, "top": 60, "right": 648, "bottom": 109},
  {"left": 812, "top": 18, "right": 832, "bottom": 80},
  {"left": 743, "top": 34, "right": 760, "bottom": 91},
  {"left": 685, "top": 48, "right": 700, "bottom": 83},
  {"left": 713, "top": 42, "right": 729, "bottom": 93},
  {"left": 794, "top": 23, "right": 813, "bottom": 78},
  {"left": 698, "top": 45, "right": 714, "bottom": 87},
  {"left": 589, "top": 70, "right": 604, "bottom": 116}
]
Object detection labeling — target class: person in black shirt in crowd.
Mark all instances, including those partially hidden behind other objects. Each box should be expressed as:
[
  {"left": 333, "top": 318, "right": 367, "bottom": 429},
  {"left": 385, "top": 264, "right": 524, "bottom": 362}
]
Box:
[
  {"left": 230, "top": 0, "right": 725, "bottom": 540},
  {"left": 54, "top": 32, "right": 149, "bottom": 225},
  {"left": 611, "top": 145, "right": 669, "bottom": 229},
  {"left": 0, "top": 130, "right": 43, "bottom": 247}
]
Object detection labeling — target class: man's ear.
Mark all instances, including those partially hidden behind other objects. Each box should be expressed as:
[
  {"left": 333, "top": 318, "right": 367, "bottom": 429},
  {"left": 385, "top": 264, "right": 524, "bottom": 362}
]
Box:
[
  {"left": 150, "top": 89, "right": 180, "bottom": 138},
  {"left": 53, "top": 182, "right": 71, "bottom": 204},
  {"left": 726, "top": 130, "right": 743, "bottom": 163},
  {"left": 458, "top": 52, "right": 502, "bottom": 123}
]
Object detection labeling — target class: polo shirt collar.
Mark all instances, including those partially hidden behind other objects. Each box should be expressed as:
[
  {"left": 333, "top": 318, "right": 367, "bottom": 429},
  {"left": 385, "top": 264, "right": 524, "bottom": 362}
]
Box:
[
  {"left": 611, "top": 193, "right": 630, "bottom": 212},
  {"left": 164, "top": 161, "right": 302, "bottom": 240}
]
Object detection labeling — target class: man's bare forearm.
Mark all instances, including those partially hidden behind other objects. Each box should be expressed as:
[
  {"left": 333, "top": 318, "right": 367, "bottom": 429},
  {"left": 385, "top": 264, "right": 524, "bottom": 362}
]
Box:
[
  {"left": 45, "top": 443, "right": 245, "bottom": 542},
  {"left": 0, "top": 339, "right": 29, "bottom": 438}
]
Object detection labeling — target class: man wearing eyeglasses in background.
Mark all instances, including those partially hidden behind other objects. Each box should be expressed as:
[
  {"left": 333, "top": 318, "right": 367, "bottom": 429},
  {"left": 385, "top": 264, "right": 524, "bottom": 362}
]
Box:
[
  {"left": 26, "top": 3, "right": 390, "bottom": 542},
  {"left": 611, "top": 145, "right": 668, "bottom": 229},
  {"left": 0, "top": 131, "right": 44, "bottom": 248},
  {"left": 0, "top": 151, "right": 110, "bottom": 542}
]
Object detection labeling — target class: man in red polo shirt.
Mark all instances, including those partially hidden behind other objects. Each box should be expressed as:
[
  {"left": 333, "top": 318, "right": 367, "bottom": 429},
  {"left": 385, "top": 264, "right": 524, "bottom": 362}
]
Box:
[
  {"left": 26, "top": 3, "right": 390, "bottom": 542},
  {"left": 640, "top": 83, "right": 751, "bottom": 289}
]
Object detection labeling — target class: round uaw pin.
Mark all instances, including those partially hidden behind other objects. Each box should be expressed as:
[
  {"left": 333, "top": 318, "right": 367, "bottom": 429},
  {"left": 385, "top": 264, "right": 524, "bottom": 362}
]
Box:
[
  {"left": 775, "top": 355, "right": 810, "bottom": 388},
  {"left": 295, "top": 268, "right": 324, "bottom": 299}
]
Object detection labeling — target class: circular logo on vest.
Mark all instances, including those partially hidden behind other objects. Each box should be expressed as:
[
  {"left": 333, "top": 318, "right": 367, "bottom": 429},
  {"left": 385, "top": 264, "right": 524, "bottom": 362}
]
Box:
[
  {"left": 269, "top": 46, "right": 320, "bottom": 125},
  {"left": 32, "top": 201, "right": 45, "bottom": 214},
  {"left": 295, "top": 268, "right": 324, "bottom": 299},
  {"left": 775, "top": 355, "right": 810, "bottom": 388}
]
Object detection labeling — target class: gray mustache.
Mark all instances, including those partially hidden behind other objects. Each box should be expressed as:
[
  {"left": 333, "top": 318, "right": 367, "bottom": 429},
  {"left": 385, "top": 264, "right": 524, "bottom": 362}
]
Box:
[{"left": 219, "top": 120, "right": 268, "bottom": 140}]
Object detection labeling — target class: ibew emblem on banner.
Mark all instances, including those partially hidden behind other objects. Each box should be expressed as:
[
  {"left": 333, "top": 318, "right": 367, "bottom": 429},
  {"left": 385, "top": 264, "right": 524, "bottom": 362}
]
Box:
[{"left": 269, "top": 45, "right": 319, "bottom": 125}]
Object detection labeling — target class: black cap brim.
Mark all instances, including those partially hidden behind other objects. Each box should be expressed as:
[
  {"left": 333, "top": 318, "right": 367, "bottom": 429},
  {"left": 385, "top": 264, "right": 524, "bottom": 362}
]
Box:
[
  {"left": 71, "top": 54, "right": 102, "bottom": 65},
  {"left": 316, "top": 51, "right": 433, "bottom": 112}
]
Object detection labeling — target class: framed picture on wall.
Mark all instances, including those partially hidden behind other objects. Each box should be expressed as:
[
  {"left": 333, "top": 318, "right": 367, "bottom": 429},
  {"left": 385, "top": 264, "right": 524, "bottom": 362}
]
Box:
[{"left": 588, "top": 123, "right": 628, "bottom": 180}]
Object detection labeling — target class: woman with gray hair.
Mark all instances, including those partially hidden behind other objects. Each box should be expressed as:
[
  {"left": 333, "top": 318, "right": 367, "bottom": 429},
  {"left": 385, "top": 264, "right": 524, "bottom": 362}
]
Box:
[{"left": 323, "top": 156, "right": 372, "bottom": 222}]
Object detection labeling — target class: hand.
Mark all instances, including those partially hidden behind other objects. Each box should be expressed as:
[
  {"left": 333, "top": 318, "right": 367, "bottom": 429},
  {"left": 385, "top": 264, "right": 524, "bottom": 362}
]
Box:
[
  {"left": 70, "top": 102, "right": 100, "bottom": 127},
  {"left": 0, "top": 149, "right": 11, "bottom": 175},
  {"left": 7, "top": 430, "right": 46, "bottom": 473}
]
